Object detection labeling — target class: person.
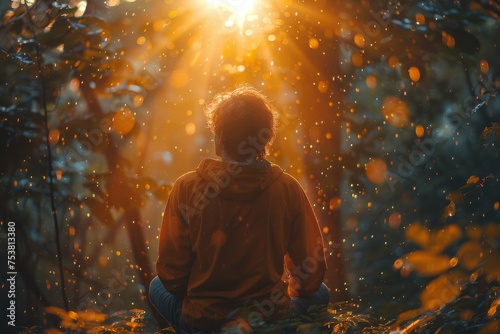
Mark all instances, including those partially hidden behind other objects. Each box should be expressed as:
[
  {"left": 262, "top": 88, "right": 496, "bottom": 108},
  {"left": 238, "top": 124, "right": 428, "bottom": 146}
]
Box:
[{"left": 149, "top": 84, "right": 329, "bottom": 333}]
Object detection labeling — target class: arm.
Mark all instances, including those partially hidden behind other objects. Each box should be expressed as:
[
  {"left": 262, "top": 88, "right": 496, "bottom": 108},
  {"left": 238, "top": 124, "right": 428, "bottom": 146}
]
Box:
[
  {"left": 285, "top": 182, "right": 326, "bottom": 297},
  {"left": 155, "top": 180, "right": 194, "bottom": 297}
]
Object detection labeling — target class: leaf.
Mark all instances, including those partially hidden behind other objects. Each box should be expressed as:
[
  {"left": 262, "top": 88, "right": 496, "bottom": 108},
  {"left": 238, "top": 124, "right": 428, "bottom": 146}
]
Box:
[
  {"left": 404, "top": 250, "right": 453, "bottom": 277},
  {"left": 473, "top": 99, "right": 489, "bottom": 114},
  {"left": 441, "top": 201, "right": 456, "bottom": 222},
  {"left": 429, "top": 224, "right": 462, "bottom": 253},
  {"left": 36, "top": 18, "right": 72, "bottom": 47},
  {"left": 421, "top": 270, "right": 468, "bottom": 310},
  {"left": 405, "top": 223, "right": 432, "bottom": 248},
  {"left": 446, "top": 190, "right": 464, "bottom": 205},
  {"left": 72, "top": 16, "right": 110, "bottom": 35},
  {"left": 456, "top": 241, "right": 484, "bottom": 271},
  {"left": 481, "top": 123, "right": 500, "bottom": 149},
  {"left": 77, "top": 310, "right": 108, "bottom": 323},
  {"left": 45, "top": 306, "right": 71, "bottom": 320},
  {"left": 8, "top": 52, "right": 34, "bottom": 66},
  {"left": 467, "top": 176, "right": 480, "bottom": 184}
]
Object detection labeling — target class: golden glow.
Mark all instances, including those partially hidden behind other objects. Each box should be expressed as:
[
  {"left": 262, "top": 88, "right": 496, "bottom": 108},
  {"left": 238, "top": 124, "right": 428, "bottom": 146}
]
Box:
[
  {"left": 112, "top": 107, "right": 136, "bottom": 135},
  {"left": 382, "top": 96, "right": 410, "bottom": 127},
  {"left": 48, "top": 128, "right": 60, "bottom": 145},
  {"left": 480, "top": 60, "right": 489, "bottom": 74},
  {"left": 415, "top": 124, "right": 425, "bottom": 138},
  {"left": 207, "top": 0, "right": 258, "bottom": 30},
  {"left": 408, "top": 66, "right": 421, "bottom": 82},
  {"left": 365, "top": 159, "right": 387, "bottom": 185},
  {"left": 366, "top": 75, "right": 377, "bottom": 89}
]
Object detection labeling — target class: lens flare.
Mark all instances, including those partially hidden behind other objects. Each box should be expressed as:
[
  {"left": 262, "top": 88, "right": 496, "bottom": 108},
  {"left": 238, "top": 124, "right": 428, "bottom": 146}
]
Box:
[{"left": 207, "top": 0, "right": 257, "bottom": 30}]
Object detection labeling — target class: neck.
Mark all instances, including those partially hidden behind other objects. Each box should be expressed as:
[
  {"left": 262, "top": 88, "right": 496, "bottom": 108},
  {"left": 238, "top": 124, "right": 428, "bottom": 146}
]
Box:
[{"left": 220, "top": 151, "right": 262, "bottom": 164}]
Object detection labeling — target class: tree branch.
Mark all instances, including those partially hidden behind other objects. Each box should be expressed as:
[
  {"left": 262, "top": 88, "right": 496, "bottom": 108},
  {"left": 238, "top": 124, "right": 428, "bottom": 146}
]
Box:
[{"left": 26, "top": 0, "right": 69, "bottom": 311}]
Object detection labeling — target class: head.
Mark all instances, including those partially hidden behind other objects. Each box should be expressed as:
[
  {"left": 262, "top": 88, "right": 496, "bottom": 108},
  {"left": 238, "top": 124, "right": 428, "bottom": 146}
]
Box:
[{"left": 205, "top": 84, "right": 278, "bottom": 162}]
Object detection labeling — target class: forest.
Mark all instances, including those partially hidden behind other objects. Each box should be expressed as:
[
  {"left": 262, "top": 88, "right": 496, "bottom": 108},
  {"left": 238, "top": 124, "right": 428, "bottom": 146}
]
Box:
[{"left": 0, "top": 0, "right": 499, "bottom": 333}]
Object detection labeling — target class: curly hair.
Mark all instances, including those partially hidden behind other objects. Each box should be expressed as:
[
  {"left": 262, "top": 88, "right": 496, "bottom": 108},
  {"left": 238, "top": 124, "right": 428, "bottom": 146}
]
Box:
[{"left": 205, "top": 84, "right": 279, "bottom": 162}]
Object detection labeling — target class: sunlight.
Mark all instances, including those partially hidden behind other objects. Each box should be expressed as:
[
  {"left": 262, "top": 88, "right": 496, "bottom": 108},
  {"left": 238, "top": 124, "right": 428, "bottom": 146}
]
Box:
[{"left": 207, "top": 0, "right": 258, "bottom": 30}]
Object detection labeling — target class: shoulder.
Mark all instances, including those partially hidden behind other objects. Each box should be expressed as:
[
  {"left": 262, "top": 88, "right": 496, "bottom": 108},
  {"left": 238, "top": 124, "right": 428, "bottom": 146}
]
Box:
[
  {"left": 273, "top": 171, "right": 309, "bottom": 202},
  {"left": 170, "top": 170, "right": 200, "bottom": 192},
  {"left": 279, "top": 171, "right": 305, "bottom": 189},
  {"left": 175, "top": 170, "right": 199, "bottom": 184}
]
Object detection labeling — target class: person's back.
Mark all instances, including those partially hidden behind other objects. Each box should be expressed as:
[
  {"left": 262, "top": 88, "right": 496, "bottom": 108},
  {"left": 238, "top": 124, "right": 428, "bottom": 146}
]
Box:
[{"left": 149, "top": 84, "right": 329, "bottom": 333}]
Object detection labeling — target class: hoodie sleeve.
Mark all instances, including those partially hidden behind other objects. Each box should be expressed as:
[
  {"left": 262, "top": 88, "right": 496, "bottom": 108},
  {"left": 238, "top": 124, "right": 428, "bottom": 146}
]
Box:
[
  {"left": 285, "top": 180, "right": 326, "bottom": 298},
  {"left": 156, "top": 179, "right": 194, "bottom": 297}
]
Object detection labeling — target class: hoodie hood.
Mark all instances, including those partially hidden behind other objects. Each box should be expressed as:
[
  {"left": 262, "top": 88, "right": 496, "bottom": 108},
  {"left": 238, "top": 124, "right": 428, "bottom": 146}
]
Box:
[{"left": 196, "top": 158, "right": 283, "bottom": 201}]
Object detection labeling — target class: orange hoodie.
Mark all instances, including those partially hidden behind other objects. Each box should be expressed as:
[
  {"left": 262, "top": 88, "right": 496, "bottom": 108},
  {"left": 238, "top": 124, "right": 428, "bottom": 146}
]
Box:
[{"left": 155, "top": 158, "right": 326, "bottom": 330}]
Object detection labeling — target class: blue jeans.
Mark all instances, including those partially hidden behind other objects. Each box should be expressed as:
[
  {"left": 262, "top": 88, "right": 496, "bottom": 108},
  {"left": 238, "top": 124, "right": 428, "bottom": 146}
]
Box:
[{"left": 149, "top": 276, "right": 330, "bottom": 333}]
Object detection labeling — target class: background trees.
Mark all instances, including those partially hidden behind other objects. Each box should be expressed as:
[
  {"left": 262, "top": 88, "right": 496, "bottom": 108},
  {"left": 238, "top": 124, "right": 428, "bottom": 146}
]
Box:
[{"left": 0, "top": 0, "right": 499, "bottom": 332}]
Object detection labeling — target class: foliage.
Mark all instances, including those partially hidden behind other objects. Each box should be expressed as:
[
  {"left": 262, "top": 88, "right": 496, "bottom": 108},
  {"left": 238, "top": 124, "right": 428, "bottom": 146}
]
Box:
[
  {"left": 338, "top": 0, "right": 500, "bottom": 322},
  {"left": 0, "top": 0, "right": 171, "bottom": 326},
  {"left": 1, "top": 0, "right": 500, "bottom": 333}
]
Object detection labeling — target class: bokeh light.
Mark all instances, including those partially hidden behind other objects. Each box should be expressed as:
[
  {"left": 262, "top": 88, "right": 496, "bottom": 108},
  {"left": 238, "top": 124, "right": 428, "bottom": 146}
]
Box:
[
  {"left": 382, "top": 96, "right": 410, "bottom": 127},
  {"left": 112, "top": 107, "right": 136, "bottom": 135},
  {"left": 365, "top": 159, "right": 387, "bottom": 184}
]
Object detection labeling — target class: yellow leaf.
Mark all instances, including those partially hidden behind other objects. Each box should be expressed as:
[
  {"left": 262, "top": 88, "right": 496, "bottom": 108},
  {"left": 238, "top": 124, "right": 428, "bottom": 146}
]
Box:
[
  {"left": 68, "top": 311, "right": 79, "bottom": 321},
  {"left": 405, "top": 223, "right": 431, "bottom": 248},
  {"left": 45, "top": 306, "right": 70, "bottom": 320},
  {"left": 60, "top": 319, "right": 79, "bottom": 330},
  {"left": 126, "top": 321, "right": 142, "bottom": 329},
  {"left": 428, "top": 224, "right": 462, "bottom": 253},
  {"left": 467, "top": 175, "right": 480, "bottom": 184},
  {"left": 421, "top": 270, "right": 468, "bottom": 310},
  {"left": 77, "top": 310, "right": 108, "bottom": 323},
  {"left": 456, "top": 241, "right": 484, "bottom": 271},
  {"left": 405, "top": 251, "right": 452, "bottom": 276}
]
